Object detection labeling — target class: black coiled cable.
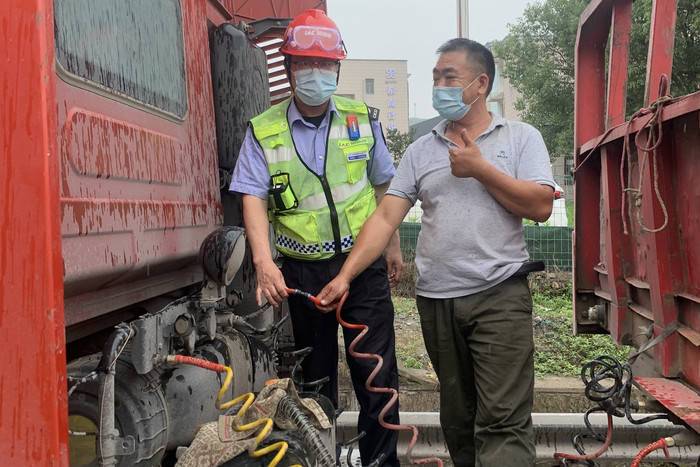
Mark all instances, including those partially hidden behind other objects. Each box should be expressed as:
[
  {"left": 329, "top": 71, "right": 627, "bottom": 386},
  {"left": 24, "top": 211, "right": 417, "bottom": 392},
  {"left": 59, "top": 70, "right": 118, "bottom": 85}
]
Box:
[
  {"left": 567, "top": 355, "right": 671, "bottom": 464},
  {"left": 582, "top": 355, "right": 669, "bottom": 425}
]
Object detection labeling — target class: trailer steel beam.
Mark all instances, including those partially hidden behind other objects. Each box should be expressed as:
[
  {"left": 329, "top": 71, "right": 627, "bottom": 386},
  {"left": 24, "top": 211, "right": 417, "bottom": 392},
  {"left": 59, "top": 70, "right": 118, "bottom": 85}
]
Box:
[{"left": 337, "top": 412, "right": 700, "bottom": 464}]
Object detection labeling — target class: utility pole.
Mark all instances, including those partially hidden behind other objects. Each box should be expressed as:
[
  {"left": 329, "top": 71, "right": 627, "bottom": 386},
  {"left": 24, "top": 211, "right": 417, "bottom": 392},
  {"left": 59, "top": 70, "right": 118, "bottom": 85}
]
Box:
[{"left": 457, "top": 0, "right": 469, "bottom": 38}]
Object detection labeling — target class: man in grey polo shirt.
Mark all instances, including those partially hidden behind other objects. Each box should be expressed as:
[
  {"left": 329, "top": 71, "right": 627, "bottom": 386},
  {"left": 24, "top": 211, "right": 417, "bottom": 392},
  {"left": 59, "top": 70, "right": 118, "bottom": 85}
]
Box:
[{"left": 317, "top": 38, "right": 554, "bottom": 466}]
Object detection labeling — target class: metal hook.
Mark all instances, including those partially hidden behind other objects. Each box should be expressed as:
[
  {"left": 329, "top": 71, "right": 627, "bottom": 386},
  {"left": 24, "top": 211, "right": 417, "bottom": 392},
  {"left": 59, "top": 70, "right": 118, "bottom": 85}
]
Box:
[{"left": 339, "top": 431, "right": 366, "bottom": 467}]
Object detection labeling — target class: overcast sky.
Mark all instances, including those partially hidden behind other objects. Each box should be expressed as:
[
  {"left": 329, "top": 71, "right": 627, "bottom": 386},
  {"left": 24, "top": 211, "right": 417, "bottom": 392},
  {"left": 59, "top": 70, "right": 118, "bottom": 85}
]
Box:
[{"left": 327, "top": 0, "right": 534, "bottom": 119}]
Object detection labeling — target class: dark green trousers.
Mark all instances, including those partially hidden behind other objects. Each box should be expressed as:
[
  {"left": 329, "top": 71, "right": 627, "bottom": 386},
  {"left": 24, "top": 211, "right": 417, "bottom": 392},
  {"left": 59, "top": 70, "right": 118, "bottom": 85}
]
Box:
[{"left": 416, "top": 275, "right": 535, "bottom": 467}]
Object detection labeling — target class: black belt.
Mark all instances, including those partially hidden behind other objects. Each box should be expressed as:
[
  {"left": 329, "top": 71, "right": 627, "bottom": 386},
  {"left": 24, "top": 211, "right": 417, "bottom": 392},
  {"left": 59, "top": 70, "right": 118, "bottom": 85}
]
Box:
[{"left": 512, "top": 260, "right": 546, "bottom": 278}]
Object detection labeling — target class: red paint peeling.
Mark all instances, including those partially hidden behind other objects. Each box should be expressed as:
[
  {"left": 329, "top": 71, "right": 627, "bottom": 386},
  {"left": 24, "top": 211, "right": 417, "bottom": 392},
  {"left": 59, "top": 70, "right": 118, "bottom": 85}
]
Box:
[
  {"left": 64, "top": 110, "right": 182, "bottom": 184},
  {"left": 57, "top": 0, "right": 221, "bottom": 312}
]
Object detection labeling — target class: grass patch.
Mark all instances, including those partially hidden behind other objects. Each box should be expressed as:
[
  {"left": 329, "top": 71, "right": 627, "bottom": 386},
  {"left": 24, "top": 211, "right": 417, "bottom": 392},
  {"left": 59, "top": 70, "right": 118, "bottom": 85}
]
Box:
[
  {"left": 392, "top": 277, "right": 631, "bottom": 377},
  {"left": 393, "top": 296, "right": 432, "bottom": 371},
  {"left": 393, "top": 295, "right": 416, "bottom": 317},
  {"left": 532, "top": 287, "right": 630, "bottom": 377}
]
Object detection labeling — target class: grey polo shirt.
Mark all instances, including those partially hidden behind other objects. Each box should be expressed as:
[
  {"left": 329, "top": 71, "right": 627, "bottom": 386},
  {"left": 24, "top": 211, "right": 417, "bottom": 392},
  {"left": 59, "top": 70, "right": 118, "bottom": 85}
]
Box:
[{"left": 387, "top": 116, "right": 555, "bottom": 298}]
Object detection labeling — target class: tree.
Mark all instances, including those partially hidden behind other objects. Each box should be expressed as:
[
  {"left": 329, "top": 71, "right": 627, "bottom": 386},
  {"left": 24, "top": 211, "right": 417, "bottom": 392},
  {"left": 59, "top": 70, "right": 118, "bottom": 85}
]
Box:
[
  {"left": 493, "top": 0, "right": 699, "bottom": 159},
  {"left": 385, "top": 128, "right": 413, "bottom": 165}
]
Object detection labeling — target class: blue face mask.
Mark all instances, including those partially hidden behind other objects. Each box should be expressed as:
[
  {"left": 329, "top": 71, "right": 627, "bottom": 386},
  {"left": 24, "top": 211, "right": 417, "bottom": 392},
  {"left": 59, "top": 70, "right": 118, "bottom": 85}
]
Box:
[
  {"left": 294, "top": 68, "right": 337, "bottom": 106},
  {"left": 432, "top": 78, "right": 480, "bottom": 121}
]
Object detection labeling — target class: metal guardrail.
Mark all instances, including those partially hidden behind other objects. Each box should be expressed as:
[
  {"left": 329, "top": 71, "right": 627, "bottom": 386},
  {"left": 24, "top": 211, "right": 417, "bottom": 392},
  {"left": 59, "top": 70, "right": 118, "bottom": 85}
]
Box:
[{"left": 337, "top": 412, "right": 700, "bottom": 465}]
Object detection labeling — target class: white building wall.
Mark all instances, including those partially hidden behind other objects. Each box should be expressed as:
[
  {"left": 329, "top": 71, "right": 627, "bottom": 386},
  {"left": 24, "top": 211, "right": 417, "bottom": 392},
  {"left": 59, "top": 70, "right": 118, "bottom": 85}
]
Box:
[{"left": 336, "top": 59, "right": 410, "bottom": 134}]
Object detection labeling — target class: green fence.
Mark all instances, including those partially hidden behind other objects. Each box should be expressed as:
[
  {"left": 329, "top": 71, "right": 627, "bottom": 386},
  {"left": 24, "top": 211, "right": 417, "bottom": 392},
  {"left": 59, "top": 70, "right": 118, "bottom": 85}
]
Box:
[{"left": 399, "top": 222, "right": 573, "bottom": 271}]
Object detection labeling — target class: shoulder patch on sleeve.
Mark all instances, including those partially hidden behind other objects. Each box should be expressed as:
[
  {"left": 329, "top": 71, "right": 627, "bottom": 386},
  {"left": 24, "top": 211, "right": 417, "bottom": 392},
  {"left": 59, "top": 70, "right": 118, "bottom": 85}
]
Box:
[{"left": 367, "top": 106, "right": 380, "bottom": 121}]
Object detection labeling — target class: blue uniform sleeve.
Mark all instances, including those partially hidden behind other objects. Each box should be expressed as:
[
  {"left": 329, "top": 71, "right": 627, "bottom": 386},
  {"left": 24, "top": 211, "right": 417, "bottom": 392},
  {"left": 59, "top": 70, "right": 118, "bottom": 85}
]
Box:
[
  {"left": 367, "top": 120, "right": 396, "bottom": 186},
  {"left": 229, "top": 127, "right": 271, "bottom": 199}
]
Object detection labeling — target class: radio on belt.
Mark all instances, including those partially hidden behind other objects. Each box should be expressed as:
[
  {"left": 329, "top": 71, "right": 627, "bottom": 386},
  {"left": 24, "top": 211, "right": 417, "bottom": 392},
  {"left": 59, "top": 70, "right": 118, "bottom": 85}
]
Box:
[{"left": 346, "top": 114, "right": 360, "bottom": 141}]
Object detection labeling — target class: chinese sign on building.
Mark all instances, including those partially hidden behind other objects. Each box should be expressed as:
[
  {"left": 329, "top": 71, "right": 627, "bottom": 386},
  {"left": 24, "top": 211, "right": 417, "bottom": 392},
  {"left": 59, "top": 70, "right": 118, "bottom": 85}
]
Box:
[{"left": 385, "top": 68, "right": 397, "bottom": 131}]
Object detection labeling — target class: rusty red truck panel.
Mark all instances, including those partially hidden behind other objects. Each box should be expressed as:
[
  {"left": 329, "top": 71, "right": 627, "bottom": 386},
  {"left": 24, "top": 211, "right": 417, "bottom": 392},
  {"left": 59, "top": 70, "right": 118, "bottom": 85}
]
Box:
[
  {"left": 58, "top": 0, "right": 328, "bottom": 338},
  {"left": 573, "top": 0, "right": 700, "bottom": 433},
  {"left": 56, "top": 0, "right": 222, "bottom": 332},
  {"left": 0, "top": 0, "right": 69, "bottom": 464},
  {"left": 1, "top": 1, "right": 327, "bottom": 465}
]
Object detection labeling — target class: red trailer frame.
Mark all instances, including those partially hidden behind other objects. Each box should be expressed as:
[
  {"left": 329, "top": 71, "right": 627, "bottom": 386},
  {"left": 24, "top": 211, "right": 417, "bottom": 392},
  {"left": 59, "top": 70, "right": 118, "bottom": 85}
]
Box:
[{"left": 573, "top": 0, "right": 700, "bottom": 433}]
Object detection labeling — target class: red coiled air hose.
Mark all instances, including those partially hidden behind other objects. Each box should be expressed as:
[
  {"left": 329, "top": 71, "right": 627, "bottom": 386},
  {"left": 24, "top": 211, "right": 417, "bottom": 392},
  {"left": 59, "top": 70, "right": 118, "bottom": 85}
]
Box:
[{"left": 287, "top": 288, "right": 443, "bottom": 466}]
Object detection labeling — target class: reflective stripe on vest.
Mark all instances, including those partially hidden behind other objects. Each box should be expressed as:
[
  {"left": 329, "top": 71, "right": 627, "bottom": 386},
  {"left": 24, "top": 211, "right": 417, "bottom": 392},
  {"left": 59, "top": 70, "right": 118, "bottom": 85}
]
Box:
[{"left": 250, "top": 95, "right": 377, "bottom": 260}]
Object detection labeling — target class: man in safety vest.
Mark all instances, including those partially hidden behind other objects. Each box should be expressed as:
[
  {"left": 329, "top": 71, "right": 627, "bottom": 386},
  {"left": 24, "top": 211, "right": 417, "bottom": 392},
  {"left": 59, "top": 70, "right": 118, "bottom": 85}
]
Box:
[{"left": 229, "top": 9, "right": 403, "bottom": 465}]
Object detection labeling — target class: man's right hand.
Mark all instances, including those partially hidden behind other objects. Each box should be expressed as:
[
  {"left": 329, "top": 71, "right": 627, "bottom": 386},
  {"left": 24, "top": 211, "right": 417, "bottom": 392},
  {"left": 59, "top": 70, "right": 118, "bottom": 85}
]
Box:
[
  {"left": 254, "top": 259, "right": 288, "bottom": 308},
  {"left": 316, "top": 274, "right": 351, "bottom": 312}
]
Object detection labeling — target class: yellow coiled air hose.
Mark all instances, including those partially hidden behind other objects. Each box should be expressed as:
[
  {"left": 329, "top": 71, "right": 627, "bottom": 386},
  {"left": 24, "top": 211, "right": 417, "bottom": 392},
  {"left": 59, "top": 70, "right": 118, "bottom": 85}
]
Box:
[{"left": 167, "top": 355, "right": 302, "bottom": 467}]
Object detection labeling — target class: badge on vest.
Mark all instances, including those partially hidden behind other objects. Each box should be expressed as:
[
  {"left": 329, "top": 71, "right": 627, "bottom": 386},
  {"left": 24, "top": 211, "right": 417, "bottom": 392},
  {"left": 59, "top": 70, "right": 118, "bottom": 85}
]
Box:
[
  {"left": 346, "top": 115, "right": 361, "bottom": 141},
  {"left": 347, "top": 151, "right": 369, "bottom": 162},
  {"left": 338, "top": 137, "right": 372, "bottom": 149}
]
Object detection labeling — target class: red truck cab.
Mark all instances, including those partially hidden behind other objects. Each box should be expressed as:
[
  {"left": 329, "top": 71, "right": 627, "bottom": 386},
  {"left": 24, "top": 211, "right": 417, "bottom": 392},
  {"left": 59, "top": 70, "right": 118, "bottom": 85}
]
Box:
[{"left": 1, "top": 1, "right": 325, "bottom": 465}]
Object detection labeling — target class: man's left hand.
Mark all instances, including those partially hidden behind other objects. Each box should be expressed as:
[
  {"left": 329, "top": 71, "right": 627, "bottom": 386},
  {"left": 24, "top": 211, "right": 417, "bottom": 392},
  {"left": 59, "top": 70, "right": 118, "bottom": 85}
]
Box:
[
  {"left": 448, "top": 129, "right": 489, "bottom": 178},
  {"left": 384, "top": 243, "right": 404, "bottom": 287}
]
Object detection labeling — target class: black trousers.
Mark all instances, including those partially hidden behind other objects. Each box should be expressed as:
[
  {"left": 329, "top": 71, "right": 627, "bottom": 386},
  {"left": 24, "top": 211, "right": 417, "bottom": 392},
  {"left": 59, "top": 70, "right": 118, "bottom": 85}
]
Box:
[{"left": 282, "top": 255, "right": 400, "bottom": 467}]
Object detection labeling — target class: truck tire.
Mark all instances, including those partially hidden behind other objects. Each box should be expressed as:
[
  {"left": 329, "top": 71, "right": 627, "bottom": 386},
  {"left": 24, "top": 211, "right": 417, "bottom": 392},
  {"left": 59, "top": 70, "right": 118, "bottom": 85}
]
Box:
[{"left": 67, "top": 353, "right": 169, "bottom": 466}]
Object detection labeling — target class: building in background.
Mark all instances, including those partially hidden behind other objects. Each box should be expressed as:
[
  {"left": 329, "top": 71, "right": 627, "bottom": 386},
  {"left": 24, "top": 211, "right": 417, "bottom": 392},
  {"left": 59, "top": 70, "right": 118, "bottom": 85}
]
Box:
[
  {"left": 336, "top": 59, "right": 410, "bottom": 134},
  {"left": 409, "top": 116, "right": 442, "bottom": 141},
  {"left": 551, "top": 155, "right": 574, "bottom": 199},
  {"left": 486, "top": 54, "right": 521, "bottom": 121}
]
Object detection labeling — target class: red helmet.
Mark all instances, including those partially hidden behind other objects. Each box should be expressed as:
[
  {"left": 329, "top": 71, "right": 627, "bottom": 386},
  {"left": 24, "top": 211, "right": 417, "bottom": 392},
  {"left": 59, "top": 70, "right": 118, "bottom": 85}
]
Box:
[{"left": 280, "top": 9, "right": 347, "bottom": 61}]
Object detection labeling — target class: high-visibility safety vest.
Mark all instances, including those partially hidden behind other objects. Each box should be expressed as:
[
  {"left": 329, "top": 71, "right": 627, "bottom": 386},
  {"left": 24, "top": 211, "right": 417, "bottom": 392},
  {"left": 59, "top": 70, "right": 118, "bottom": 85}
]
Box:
[{"left": 250, "top": 96, "right": 377, "bottom": 260}]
